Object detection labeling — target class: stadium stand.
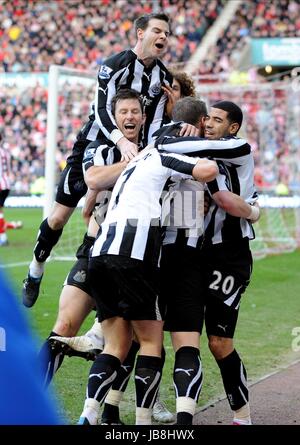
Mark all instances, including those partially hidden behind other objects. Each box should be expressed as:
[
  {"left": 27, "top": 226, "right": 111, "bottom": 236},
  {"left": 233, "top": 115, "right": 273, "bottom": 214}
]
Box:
[
  {"left": 0, "top": 0, "right": 224, "bottom": 194},
  {"left": 0, "top": 0, "right": 299, "bottom": 196}
]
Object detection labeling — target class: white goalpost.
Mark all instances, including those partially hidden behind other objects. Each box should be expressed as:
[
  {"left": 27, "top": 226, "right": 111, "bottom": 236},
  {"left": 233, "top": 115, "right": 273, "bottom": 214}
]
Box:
[{"left": 45, "top": 64, "right": 300, "bottom": 261}]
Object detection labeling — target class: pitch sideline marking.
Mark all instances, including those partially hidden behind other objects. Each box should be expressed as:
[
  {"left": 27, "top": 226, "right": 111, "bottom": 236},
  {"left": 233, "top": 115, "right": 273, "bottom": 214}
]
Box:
[
  {"left": 0, "top": 261, "right": 30, "bottom": 269},
  {"left": 197, "top": 357, "right": 300, "bottom": 413}
]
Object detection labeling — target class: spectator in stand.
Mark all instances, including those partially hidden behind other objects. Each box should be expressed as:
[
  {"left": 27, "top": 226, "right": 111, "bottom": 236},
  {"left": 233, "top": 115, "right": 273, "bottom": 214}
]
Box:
[
  {"left": 0, "top": 0, "right": 223, "bottom": 73},
  {"left": 0, "top": 132, "right": 22, "bottom": 246}
]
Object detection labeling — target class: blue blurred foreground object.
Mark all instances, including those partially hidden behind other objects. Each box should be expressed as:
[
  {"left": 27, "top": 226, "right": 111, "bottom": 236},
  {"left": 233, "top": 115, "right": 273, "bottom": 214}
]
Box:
[{"left": 0, "top": 267, "right": 60, "bottom": 424}]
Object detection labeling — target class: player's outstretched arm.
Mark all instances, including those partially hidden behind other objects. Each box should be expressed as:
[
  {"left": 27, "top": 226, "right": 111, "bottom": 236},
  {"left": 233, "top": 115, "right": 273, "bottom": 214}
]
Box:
[
  {"left": 212, "top": 190, "right": 260, "bottom": 222},
  {"left": 84, "top": 162, "right": 128, "bottom": 191}
]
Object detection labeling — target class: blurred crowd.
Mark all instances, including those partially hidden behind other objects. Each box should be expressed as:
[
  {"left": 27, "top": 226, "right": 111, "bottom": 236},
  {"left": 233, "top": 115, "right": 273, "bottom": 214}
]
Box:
[
  {"left": 0, "top": 0, "right": 299, "bottom": 195},
  {"left": 200, "top": 84, "right": 300, "bottom": 194},
  {"left": 0, "top": 0, "right": 223, "bottom": 72},
  {"left": 196, "top": 0, "right": 300, "bottom": 78}
]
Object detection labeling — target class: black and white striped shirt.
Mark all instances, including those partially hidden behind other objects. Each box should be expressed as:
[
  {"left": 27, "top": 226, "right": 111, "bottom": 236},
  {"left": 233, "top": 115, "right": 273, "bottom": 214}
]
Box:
[
  {"left": 204, "top": 162, "right": 258, "bottom": 245},
  {"left": 155, "top": 127, "right": 258, "bottom": 245},
  {"left": 67, "top": 50, "right": 172, "bottom": 167},
  {"left": 82, "top": 137, "right": 122, "bottom": 226},
  {"left": 94, "top": 49, "right": 172, "bottom": 146},
  {"left": 91, "top": 147, "right": 199, "bottom": 266}
]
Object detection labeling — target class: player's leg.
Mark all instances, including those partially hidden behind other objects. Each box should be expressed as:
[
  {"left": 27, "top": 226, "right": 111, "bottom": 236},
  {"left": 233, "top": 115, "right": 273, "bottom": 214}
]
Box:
[
  {"left": 22, "top": 160, "right": 88, "bottom": 308},
  {"left": 205, "top": 241, "right": 253, "bottom": 425},
  {"left": 132, "top": 319, "right": 164, "bottom": 425},
  {"left": 98, "top": 256, "right": 165, "bottom": 426},
  {"left": 39, "top": 284, "right": 95, "bottom": 387},
  {"left": 78, "top": 255, "right": 133, "bottom": 425},
  {"left": 152, "top": 345, "right": 175, "bottom": 423},
  {"left": 171, "top": 333, "right": 203, "bottom": 425},
  {"left": 0, "top": 190, "right": 10, "bottom": 246},
  {"left": 101, "top": 338, "right": 140, "bottom": 425},
  {"left": 39, "top": 233, "right": 96, "bottom": 384},
  {"left": 79, "top": 316, "right": 132, "bottom": 425},
  {"left": 48, "top": 231, "right": 104, "bottom": 358},
  {"left": 206, "top": 303, "right": 251, "bottom": 426},
  {"left": 161, "top": 242, "right": 205, "bottom": 425},
  {"left": 101, "top": 342, "right": 172, "bottom": 425}
]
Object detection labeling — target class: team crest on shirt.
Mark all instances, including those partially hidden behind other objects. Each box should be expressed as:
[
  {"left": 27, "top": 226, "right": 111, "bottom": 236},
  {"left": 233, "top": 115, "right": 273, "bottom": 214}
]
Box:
[
  {"left": 150, "top": 82, "right": 161, "bottom": 96},
  {"left": 98, "top": 65, "right": 113, "bottom": 79}
]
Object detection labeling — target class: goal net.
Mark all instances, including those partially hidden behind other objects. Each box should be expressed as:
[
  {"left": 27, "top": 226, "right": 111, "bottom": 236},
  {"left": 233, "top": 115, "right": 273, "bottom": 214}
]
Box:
[
  {"left": 46, "top": 65, "right": 300, "bottom": 261},
  {"left": 45, "top": 65, "right": 96, "bottom": 260},
  {"left": 198, "top": 79, "right": 300, "bottom": 259}
]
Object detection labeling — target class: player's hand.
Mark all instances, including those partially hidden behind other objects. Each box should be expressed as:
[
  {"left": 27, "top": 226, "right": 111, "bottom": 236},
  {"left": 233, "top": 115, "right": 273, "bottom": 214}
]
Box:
[
  {"left": 180, "top": 123, "right": 200, "bottom": 137},
  {"left": 162, "top": 84, "right": 177, "bottom": 119},
  {"left": 117, "top": 137, "right": 138, "bottom": 162}
]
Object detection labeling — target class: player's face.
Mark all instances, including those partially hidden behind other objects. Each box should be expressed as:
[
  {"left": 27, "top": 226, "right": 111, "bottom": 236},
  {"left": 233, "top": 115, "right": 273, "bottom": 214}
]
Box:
[
  {"left": 115, "top": 98, "right": 144, "bottom": 143},
  {"left": 204, "top": 107, "right": 237, "bottom": 139},
  {"left": 171, "top": 78, "right": 182, "bottom": 100},
  {"left": 139, "top": 19, "right": 169, "bottom": 59}
]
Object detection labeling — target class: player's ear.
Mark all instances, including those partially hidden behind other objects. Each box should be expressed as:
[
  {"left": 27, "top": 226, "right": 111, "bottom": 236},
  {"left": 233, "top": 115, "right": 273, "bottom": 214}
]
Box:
[
  {"left": 137, "top": 28, "right": 144, "bottom": 40},
  {"left": 142, "top": 113, "right": 146, "bottom": 125},
  {"left": 229, "top": 122, "right": 239, "bottom": 135}
]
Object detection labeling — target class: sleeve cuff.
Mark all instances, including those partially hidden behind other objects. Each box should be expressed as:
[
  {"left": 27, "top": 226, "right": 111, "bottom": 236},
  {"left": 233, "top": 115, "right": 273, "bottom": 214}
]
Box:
[{"left": 110, "top": 129, "right": 124, "bottom": 145}]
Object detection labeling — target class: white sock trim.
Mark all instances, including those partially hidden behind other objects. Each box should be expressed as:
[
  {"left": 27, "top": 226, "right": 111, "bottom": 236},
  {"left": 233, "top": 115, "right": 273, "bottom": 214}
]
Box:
[
  {"left": 176, "top": 396, "right": 197, "bottom": 416},
  {"left": 29, "top": 258, "right": 44, "bottom": 278},
  {"left": 105, "top": 389, "right": 124, "bottom": 407},
  {"left": 234, "top": 402, "right": 251, "bottom": 419},
  {"left": 81, "top": 398, "right": 100, "bottom": 425},
  {"left": 136, "top": 407, "right": 152, "bottom": 425}
]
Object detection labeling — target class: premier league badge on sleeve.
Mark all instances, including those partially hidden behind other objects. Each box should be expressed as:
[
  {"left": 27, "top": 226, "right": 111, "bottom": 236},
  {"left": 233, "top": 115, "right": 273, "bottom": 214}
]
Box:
[{"left": 98, "top": 65, "right": 113, "bottom": 80}]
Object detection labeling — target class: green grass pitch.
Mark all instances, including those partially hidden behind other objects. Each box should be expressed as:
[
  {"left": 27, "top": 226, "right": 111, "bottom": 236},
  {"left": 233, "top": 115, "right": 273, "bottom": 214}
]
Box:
[{"left": 1, "top": 208, "right": 300, "bottom": 424}]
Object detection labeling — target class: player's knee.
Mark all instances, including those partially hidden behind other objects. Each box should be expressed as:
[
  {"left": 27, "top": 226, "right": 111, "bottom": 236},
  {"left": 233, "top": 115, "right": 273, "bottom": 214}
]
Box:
[
  {"left": 53, "top": 317, "right": 78, "bottom": 337},
  {"left": 103, "top": 340, "right": 131, "bottom": 363},
  {"left": 48, "top": 213, "right": 67, "bottom": 230}
]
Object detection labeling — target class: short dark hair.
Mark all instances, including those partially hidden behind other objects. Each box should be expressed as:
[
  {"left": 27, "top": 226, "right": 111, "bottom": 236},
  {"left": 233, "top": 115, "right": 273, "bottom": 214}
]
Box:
[
  {"left": 211, "top": 100, "right": 243, "bottom": 131},
  {"left": 172, "top": 97, "right": 207, "bottom": 126},
  {"left": 111, "top": 89, "right": 144, "bottom": 116},
  {"left": 134, "top": 13, "right": 170, "bottom": 33}
]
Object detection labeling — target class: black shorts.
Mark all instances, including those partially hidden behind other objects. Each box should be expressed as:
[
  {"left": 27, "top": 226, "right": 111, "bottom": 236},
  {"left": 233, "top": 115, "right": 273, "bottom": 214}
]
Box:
[
  {"left": 161, "top": 240, "right": 206, "bottom": 333},
  {"left": 55, "top": 135, "right": 90, "bottom": 208},
  {"left": 55, "top": 163, "right": 88, "bottom": 208},
  {"left": 65, "top": 256, "right": 91, "bottom": 295},
  {"left": 0, "top": 189, "right": 10, "bottom": 207},
  {"left": 201, "top": 239, "right": 253, "bottom": 338},
  {"left": 89, "top": 255, "right": 164, "bottom": 322},
  {"left": 64, "top": 233, "right": 95, "bottom": 295}
]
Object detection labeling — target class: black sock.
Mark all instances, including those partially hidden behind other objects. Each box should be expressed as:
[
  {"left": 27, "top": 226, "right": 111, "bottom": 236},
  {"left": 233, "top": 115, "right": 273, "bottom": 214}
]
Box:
[
  {"left": 101, "top": 404, "right": 120, "bottom": 424},
  {"left": 216, "top": 349, "right": 248, "bottom": 411},
  {"left": 38, "top": 331, "right": 64, "bottom": 387},
  {"left": 34, "top": 219, "right": 63, "bottom": 263},
  {"left": 135, "top": 355, "right": 162, "bottom": 409},
  {"left": 173, "top": 346, "right": 203, "bottom": 425},
  {"left": 87, "top": 353, "right": 121, "bottom": 404},
  {"left": 111, "top": 340, "right": 140, "bottom": 392},
  {"left": 101, "top": 340, "right": 140, "bottom": 423},
  {"left": 177, "top": 412, "right": 193, "bottom": 424}
]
